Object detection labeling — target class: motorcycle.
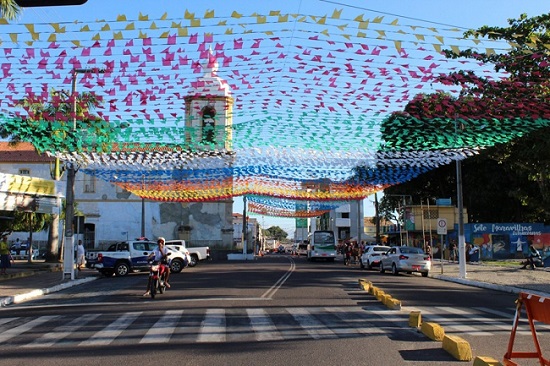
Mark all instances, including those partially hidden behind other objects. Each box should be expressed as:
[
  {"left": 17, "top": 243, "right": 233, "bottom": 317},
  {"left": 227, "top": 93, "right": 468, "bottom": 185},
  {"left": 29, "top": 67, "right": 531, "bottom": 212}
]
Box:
[
  {"left": 520, "top": 254, "right": 544, "bottom": 269},
  {"left": 148, "top": 260, "right": 169, "bottom": 299}
]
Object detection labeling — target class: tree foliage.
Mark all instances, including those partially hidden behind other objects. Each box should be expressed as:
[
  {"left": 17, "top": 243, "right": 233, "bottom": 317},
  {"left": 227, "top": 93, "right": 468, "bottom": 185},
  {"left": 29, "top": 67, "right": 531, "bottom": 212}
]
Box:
[
  {"left": 381, "top": 13, "right": 550, "bottom": 224},
  {"left": 264, "top": 226, "right": 288, "bottom": 241}
]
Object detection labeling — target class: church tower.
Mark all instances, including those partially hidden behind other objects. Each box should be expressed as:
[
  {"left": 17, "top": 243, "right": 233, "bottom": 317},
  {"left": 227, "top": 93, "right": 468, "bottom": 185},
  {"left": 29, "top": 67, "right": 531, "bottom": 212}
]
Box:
[{"left": 177, "top": 50, "right": 234, "bottom": 248}]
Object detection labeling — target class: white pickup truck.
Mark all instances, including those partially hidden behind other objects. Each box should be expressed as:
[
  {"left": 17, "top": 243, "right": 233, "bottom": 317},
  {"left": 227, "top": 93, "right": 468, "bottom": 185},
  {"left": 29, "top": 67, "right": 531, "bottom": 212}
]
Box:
[
  {"left": 165, "top": 240, "right": 211, "bottom": 267},
  {"left": 85, "top": 240, "right": 189, "bottom": 277}
]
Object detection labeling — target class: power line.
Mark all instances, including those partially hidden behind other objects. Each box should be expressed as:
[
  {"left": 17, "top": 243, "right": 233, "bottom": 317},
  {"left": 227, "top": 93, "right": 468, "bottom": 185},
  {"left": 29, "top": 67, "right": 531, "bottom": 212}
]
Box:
[{"left": 319, "top": 0, "right": 469, "bottom": 30}]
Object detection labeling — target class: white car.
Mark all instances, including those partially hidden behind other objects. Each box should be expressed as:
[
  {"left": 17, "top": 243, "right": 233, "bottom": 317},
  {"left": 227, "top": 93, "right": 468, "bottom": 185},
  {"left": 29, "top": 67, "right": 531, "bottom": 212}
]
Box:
[
  {"left": 165, "top": 244, "right": 192, "bottom": 269},
  {"left": 379, "top": 246, "right": 431, "bottom": 277},
  {"left": 360, "top": 245, "right": 391, "bottom": 270}
]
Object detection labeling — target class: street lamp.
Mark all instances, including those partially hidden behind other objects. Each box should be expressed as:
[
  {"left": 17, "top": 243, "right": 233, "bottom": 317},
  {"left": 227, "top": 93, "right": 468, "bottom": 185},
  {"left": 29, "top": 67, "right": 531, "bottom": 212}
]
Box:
[
  {"left": 455, "top": 118, "right": 467, "bottom": 279},
  {"left": 63, "top": 68, "right": 104, "bottom": 280},
  {"left": 141, "top": 174, "right": 145, "bottom": 238}
]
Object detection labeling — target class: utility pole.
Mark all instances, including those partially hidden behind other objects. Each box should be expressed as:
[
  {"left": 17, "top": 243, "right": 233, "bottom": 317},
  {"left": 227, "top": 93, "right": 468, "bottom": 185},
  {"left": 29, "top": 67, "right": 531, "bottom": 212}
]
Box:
[{"left": 63, "top": 68, "right": 104, "bottom": 280}]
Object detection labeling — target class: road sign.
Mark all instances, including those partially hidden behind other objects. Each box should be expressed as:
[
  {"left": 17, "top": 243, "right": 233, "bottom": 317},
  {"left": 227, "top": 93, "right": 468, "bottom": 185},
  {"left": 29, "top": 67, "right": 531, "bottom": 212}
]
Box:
[{"left": 437, "top": 218, "right": 447, "bottom": 235}]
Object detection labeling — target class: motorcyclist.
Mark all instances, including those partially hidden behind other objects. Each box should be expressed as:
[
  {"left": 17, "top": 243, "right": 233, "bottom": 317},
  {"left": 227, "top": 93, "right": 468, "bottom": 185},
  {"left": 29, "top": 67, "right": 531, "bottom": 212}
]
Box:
[{"left": 143, "top": 237, "right": 171, "bottom": 296}]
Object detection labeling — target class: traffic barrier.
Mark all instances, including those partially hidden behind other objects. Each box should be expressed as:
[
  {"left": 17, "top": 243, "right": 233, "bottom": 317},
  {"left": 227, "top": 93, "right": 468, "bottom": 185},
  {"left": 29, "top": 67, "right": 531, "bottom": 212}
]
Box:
[
  {"left": 443, "top": 335, "right": 473, "bottom": 361},
  {"left": 386, "top": 297, "right": 401, "bottom": 310},
  {"left": 473, "top": 356, "right": 503, "bottom": 366},
  {"left": 409, "top": 311, "right": 422, "bottom": 327},
  {"left": 421, "top": 321, "right": 445, "bottom": 341},
  {"left": 503, "top": 292, "right": 550, "bottom": 365}
]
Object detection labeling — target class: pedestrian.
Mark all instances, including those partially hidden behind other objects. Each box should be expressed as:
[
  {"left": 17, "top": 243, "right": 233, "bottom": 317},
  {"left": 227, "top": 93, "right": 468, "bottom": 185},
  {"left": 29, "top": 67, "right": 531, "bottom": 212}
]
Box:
[
  {"left": 76, "top": 240, "right": 86, "bottom": 271},
  {"left": 449, "top": 241, "right": 457, "bottom": 262},
  {"left": 14, "top": 238, "right": 21, "bottom": 255},
  {"left": 425, "top": 243, "right": 432, "bottom": 259},
  {"left": 0, "top": 233, "right": 11, "bottom": 275}
]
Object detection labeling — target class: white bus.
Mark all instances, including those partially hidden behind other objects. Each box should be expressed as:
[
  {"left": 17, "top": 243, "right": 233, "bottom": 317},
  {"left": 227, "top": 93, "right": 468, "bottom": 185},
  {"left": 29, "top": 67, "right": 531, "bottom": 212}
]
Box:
[{"left": 307, "top": 230, "right": 337, "bottom": 262}]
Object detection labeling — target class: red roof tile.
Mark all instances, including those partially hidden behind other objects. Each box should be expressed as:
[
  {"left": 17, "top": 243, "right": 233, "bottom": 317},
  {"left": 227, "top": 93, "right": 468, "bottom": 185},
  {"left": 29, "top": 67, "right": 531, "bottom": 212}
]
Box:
[{"left": 0, "top": 142, "right": 55, "bottom": 163}]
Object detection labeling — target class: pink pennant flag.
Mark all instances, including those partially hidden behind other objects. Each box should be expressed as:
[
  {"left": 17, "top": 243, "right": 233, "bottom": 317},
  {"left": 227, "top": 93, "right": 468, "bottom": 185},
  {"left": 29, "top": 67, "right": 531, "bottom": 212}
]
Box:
[
  {"left": 189, "top": 34, "right": 198, "bottom": 44},
  {"left": 233, "top": 38, "right": 243, "bottom": 49},
  {"left": 143, "top": 37, "right": 152, "bottom": 46},
  {"left": 167, "top": 34, "right": 176, "bottom": 45}
]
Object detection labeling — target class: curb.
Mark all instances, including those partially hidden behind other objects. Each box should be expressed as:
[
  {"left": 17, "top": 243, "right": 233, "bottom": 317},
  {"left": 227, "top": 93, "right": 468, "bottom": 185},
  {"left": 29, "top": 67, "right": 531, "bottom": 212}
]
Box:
[
  {"left": 0, "top": 276, "right": 98, "bottom": 307},
  {"left": 433, "top": 274, "right": 550, "bottom": 298}
]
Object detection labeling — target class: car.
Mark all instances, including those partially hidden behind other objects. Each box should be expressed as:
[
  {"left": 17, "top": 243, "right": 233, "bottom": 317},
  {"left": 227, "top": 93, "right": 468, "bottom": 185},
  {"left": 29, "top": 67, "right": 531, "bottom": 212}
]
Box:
[
  {"left": 360, "top": 245, "right": 391, "bottom": 270},
  {"left": 164, "top": 244, "right": 192, "bottom": 269},
  {"left": 379, "top": 246, "right": 431, "bottom": 277},
  {"left": 278, "top": 245, "right": 286, "bottom": 253}
]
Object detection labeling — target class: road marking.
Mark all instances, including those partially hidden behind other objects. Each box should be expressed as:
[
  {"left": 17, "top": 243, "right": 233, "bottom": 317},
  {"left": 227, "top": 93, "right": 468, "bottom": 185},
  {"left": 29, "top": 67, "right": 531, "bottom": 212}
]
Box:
[
  {"left": 290, "top": 307, "right": 337, "bottom": 339},
  {"left": 0, "top": 315, "right": 58, "bottom": 344},
  {"left": 197, "top": 308, "right": 226, "bottom": 343},
  {"left": 474, "top": 306, "right": 550, "bottom": 332},
  {"left": 261, "top": 258, "right": 295, "bottom": 299},
  {"left": 324, "top": 306, "right": 386, "bottom": 335},
  {"left": 0, "top": 317, "right": 18, "bottom": 326},
  {"left": 140, "top": 309, "right": 184, "bottom": 344},
  {"left": 24, "top": 313, "right": 101, "bottom": 347},
  {"left": 247, "top": 308, "right": 283, "bottom": 341},
  {"left": 79, "top": 312, "right": 141, "bottom": 346}
]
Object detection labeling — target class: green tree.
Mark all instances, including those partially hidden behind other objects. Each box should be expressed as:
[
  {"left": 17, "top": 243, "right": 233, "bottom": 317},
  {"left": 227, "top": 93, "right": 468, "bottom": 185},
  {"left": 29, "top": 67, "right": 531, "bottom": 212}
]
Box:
[
  {"left": 0, "top": 0, "right": 20, "bottom": 20},
  {"left": 1, "top": 89, "right": 115, "bottom": 261},
  {"left": 380, "top": 13, "right": 550, "bottom": 224},
  {"left": 264, "top": 226, "right": 288, "bottom": 241}
]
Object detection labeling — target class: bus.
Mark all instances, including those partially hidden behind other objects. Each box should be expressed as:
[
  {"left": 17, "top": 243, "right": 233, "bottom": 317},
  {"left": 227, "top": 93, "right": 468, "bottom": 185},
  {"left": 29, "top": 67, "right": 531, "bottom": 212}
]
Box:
[{"left": 307, "top": 230, "right": 337, "bottom": 261}]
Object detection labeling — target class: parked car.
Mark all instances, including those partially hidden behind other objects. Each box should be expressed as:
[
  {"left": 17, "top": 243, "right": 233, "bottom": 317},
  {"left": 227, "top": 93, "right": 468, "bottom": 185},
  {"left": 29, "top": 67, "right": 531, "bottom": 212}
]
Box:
[
  {"left": 360, "top": 245, "right": 391, "bottom": 270},
  {"left": 379, "top": 246, "right": 431, "bottom": 277},
  {"left": 164, "top": 244, "right": 192, "bottom": 268}
]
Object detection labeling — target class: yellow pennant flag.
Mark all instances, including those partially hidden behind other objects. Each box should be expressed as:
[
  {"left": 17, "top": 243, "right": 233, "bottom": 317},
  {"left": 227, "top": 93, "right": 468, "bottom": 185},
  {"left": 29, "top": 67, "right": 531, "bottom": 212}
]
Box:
[
  {"left": 225, "top": 28, "right": 233, "bottom": 35},
  {"left": 450, "top": 45, "right": 460, "bottom": 54},
  {"left": 150, "top": 21, "right": 158, "bottom": 30},
  {"left": 376, "top": 30, "right": 386, "bottom": 39},
  {"left": 160, "top": 31, "right": 169, "bottom": 38},
  {"left": 113, "top": 31, "right": 123, "bottom": 40},
  {"left": 433, "top": 44, "right": 441, "bottom": 53},
  {"left": 317, "top": 15, "right": 327, "bottom": 25},
  {"left": 116, "top": 14, "right": 127, "bottom": 21},
  {"left": 372, "top": 16, "right": 384, "bottom": 23},
  {"left": 80, "top": 25, "right": 90, "bottom": 31},
  {"left": 101, "top": 24, "right": 110, "bottom": 31},
  {"left": 171, "top": 21, "right": 182, "bottom": 28},
  {"left": 72, "top": 40, "right": 81, "bottom": 47},
  {"left": 50, "top": 23, "right": 65, "bottom": 33},
  {"left": 160, "top": 12, "right": 168, "bottom": 20},
  {"left": 354, "top": 14, "right": 364, "bottom": 22},
  {"left": 390, "top": 18, "right": 399, "bottom": 25},
  {"left": 92, "top": 33, "right": 101, "bottom": 40},
  {"left": 138, "top": 30, "right": 147, "bottom": 39},
  {"left": 9, "top": 33, "right": 17, "bottom": 43},
  {"left": 278, "top": 14, "right": 288, "bottom": 22},
  {"left": 331, "top": 9, "right": 342, "bottom": 19},
  {"left": 178, "top": 27, "right": 188, "bottom": 37},
  {"left": 256, "top": 15, "right": 266, "bottom": 24},
  {"left": 337, "top": 23, "right": 347, "bottom": 31},
  {"left": 47, "top": 33, "right": 56, "bottom": 42},
  {"left": 191, "top": 19, "right": 200, "bottom": 27},
  {"left": 415, "top": 34, "right": 425, "bottom": 41},
  {"left": 184, "top": 9, "right": 194, "bottom": 19},
  {"left": 435, "top": 35, "right": 444, "bottom": 44},
  {"left": 231, "top": 11, "right": 242, "bottom": 18},
  {"left": 204, "top": 9, "right": 215, "bottom": 18},
  {"left": 357, "top": 31, "right": 366, "bottom": 38},
  {"left": 269, "top": 10, "right": 281, "bottom": 16},
  {"left": 358, "top": 21, "right": 369, "bottom": 29},
  {"left": 321, "top": 29, "right": 329, "bottom": 37},
  {"left": 125, "top": 22, "right": 135, "bottom": 30},
  {"left": 138, "top": 12, "right": 149, "bottom": 21}
]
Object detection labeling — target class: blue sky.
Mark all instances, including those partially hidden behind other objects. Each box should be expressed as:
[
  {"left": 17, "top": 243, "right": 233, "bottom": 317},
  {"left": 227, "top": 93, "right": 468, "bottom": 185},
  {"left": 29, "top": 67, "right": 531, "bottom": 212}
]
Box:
[{"left": 11, "top": 1, "right": 550, "bottom": 237}]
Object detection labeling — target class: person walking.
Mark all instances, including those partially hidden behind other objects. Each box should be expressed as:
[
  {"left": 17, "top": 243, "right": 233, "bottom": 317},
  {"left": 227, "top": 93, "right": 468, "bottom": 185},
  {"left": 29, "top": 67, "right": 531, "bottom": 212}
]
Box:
[
  {"left": 76, "top": 240, "right": 86, "bottom": 271},
  {"left": 0, "top": 233, "right": 11, "bottom": 275}
]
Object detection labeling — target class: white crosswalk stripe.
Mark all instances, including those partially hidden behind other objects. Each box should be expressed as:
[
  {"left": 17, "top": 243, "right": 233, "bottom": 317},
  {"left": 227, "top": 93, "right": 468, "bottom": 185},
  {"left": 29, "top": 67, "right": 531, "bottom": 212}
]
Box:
[
  {"left": 0, "top": 304, "right": 537, "bottom": 347},
  {"left": 140, "top": 309, "right": 184, "bottom": 344},
  {"left": 197, "top": 308, "right": 226, "bottom": 343},
  {"left": 79, "top": 312, "right": 142, "bottom": 346}
]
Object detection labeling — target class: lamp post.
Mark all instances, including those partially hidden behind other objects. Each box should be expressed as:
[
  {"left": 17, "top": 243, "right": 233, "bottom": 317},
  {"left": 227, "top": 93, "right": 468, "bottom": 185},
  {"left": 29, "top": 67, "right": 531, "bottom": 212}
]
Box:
[
  {"left": 455, "top": 118, "right": 467, "bottom": 279},
  {"left": 141, "top": 174, "right": 145, "bottom": 238},
  {"left": 63, "top": 68, "right": 104, "bottom": 280}
]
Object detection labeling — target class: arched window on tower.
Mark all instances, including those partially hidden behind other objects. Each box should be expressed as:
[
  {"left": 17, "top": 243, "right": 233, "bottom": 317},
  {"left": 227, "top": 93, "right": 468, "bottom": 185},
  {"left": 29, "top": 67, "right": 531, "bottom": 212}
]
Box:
[{"left": 202, "top": 105, "right": 216, "bottom": 145}]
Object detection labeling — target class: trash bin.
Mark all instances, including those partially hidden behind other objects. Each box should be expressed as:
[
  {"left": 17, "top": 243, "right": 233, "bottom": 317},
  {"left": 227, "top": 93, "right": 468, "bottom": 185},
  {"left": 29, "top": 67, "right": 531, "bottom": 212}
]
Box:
[{"left": 469, "top": 247, "right": 480, "bottom": 262}]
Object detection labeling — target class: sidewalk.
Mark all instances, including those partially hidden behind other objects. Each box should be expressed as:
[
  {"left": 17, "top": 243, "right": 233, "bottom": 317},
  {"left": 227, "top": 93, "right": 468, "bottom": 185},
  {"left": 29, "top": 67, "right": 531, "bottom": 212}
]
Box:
[
  {"left": 0, "top": 258, "right": 549, "bottom": 307},
  {"left": 0, "top": 260, "right": 99, "bottom": 306}
]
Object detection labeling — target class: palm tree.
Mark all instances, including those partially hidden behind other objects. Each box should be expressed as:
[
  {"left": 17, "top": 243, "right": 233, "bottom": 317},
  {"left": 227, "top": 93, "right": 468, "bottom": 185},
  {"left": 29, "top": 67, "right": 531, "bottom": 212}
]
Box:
[{"left": 0, "top": 0, "right": 20, "bottom": 20}]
